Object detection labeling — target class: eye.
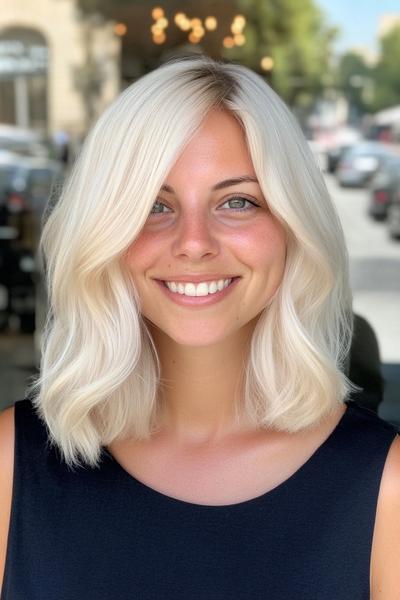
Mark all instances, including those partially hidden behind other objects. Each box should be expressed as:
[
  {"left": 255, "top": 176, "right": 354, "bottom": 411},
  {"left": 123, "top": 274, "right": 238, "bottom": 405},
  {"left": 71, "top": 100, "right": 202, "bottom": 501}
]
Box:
[
  {"left": 219, "top": 196, "right": 260, "bottom": 211},
  {"left": 150, "top": 200, "right": 172, "bottom": 214}
]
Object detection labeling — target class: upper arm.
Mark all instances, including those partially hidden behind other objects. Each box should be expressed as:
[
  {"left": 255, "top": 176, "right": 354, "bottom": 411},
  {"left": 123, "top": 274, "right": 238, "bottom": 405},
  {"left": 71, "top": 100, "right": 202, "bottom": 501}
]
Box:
[
  {"left": 371, "top": 434, "right": 400, "bottom": 599},
  {"left": 0, "top": 406, "right": 15, "bottom": 593}
]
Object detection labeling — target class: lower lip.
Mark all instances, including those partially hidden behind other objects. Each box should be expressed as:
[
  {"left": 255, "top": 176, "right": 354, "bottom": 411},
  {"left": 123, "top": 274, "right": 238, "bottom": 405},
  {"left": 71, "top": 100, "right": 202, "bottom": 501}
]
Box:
[{"left": 155, "top": 278, "right": 240, "bottom": 307}]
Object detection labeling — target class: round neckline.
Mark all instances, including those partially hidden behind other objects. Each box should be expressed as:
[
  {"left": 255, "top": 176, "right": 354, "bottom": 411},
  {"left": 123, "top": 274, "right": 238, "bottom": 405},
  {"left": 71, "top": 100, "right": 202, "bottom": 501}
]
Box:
[{"left": 102, "top": 402, "right": 352, "bottom": 511}]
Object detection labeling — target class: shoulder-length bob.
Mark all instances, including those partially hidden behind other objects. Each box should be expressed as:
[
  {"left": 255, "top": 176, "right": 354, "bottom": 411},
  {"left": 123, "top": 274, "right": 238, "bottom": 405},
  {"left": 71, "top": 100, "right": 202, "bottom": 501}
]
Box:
[{"left": 28, "top": 55, "right": 354, "bottom": 467}]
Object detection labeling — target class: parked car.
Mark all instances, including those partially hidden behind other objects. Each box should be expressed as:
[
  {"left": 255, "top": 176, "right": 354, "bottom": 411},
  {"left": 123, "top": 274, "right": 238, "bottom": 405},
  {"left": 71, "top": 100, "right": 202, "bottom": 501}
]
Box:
[
  {"left": 0, "top": 124, "right": 56, "bottom": 159},
  {"left": 327, "top": 144, "right": 354, "bottom": 173},
  {"left": 368, "top": 156, "right": 400, "bottom": 220},
  {"left": 0, "top": 153, "right": 63, "bottom": 332},
  {"left": 0, "top": 151, "right": 21, "bottom": 222},
  {"left": 387, "top": 180, "right": 400, "bottom": 240},
  {"left": 336, "top": 142, "right": 398, "bottom": 188}
]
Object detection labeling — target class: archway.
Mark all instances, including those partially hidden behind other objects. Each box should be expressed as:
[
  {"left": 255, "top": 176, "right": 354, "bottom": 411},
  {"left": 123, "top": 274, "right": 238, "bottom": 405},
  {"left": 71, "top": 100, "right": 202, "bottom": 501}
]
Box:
[{"left": 0, "top": 27, "right": 48, "bottom": 131}]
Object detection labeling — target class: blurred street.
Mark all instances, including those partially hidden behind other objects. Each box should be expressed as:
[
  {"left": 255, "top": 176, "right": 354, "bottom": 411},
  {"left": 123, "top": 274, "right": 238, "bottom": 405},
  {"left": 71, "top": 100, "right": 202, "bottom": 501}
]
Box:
[
  {"left": 1, "top": 172, "right": 399, "bottom": 421},
  {"left": 326, "top": 173, "right": 400, "bottom": 424}
]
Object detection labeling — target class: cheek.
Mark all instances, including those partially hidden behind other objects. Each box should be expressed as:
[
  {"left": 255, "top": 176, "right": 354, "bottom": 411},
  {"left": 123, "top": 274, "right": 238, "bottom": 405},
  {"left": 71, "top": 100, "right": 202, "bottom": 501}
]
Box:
[
  {"left": 231, "top": 217, "right": 287, "bottom": 270},
  {"left": 125, "top": 231, "right": 157, "bottom": 274}
]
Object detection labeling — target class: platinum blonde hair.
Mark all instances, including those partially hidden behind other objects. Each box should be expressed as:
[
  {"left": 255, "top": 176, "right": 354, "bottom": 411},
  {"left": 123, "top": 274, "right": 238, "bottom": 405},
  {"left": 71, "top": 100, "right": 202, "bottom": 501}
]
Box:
[{"left": 28, "top": 55, "right": 353, "bottom": 467}]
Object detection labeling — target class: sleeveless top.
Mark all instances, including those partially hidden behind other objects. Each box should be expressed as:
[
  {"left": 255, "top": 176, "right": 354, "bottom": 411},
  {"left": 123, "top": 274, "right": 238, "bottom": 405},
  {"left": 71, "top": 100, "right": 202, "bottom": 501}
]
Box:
[{"left": 2, "top": 397, "right": 398, "bottom": 600}]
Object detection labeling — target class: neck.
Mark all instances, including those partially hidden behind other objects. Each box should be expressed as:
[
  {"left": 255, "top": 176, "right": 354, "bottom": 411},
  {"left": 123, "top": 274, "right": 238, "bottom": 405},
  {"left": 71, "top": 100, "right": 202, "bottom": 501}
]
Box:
[{"left": 150, "top": 322, "right": 255, "bottom": 443}]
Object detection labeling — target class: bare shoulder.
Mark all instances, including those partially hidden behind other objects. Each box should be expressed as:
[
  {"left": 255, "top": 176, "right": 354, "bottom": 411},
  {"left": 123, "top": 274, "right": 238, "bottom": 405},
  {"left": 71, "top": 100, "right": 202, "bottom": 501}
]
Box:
[
  {"left": 0, "top": 405, "right": 15, "bottom": 592},
  {"left": 371, "top": 433, "right": 400, "bottom": 599}
]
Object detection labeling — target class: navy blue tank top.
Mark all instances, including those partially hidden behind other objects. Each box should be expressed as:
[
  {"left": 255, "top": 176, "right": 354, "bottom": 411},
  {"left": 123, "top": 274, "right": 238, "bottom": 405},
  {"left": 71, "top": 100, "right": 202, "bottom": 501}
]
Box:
[{"left": 2, "top": 398, "right": 398, "bottom": 600}]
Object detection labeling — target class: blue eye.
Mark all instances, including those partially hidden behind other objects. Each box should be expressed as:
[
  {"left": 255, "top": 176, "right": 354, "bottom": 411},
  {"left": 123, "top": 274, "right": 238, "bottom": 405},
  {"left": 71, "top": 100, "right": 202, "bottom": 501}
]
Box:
[
  {"left": 220, "top": 197, "right": 259, "bottom": 211},
  {"left": 150, "top": 200, "right": 171, "bottom": 214},
  {"left": 149, "top": 196, "right": 260, "bottom": 215}
]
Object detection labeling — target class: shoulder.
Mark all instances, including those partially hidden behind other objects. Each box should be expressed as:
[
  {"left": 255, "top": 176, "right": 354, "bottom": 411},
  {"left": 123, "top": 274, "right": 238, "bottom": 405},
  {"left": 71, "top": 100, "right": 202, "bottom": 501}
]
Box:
[
  {"left": 0, "top": 405, "right": 15, "bottom": 592},
  {"left": 371, "top": 432, "right": 400, "bottom": 599}
]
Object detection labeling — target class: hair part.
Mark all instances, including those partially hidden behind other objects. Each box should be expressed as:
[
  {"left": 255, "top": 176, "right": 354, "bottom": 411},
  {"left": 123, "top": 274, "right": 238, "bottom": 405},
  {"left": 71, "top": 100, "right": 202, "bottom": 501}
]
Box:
[{"left": 27, "top": 55, "right": 354, "bottom": 467}]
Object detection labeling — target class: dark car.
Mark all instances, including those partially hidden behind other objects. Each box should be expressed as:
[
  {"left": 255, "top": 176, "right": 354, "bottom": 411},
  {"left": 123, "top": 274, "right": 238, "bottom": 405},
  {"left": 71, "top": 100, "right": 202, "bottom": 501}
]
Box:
[
  {"left": 0, "top": 155, "right": 62, "bottom": 332},
  {"left": 387, "top": 180, "right": 400, "bottom": 240},
  {"left": 0, "top": 151, "right": 21, "bottom": 222},
  {"left": 368, "top": 155, "right": 400, "bottom": 220},
  {"left": 327, "top": 144, "right": 354, "bottom": 173},
  {"left": 336, "top": 142, "right": 398, "bottom": 188}
]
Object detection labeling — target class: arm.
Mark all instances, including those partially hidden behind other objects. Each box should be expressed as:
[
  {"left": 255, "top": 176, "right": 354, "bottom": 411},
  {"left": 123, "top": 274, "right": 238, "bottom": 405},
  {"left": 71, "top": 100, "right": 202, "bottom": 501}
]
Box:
[
  {"left": 0, "top": 407, "right": 15, "bottom": 593},
  {"left": 370, "top": 435, "right": 400, "bottom": 598}
]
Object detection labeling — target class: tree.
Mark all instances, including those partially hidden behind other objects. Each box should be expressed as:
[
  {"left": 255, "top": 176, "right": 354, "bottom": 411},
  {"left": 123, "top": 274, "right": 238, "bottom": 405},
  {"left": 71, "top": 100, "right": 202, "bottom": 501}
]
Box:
[
  {"left": 335, "top": 51, "right": 373, "bottom": 118},
  {"left": 371, "top": 25, "right": 400, "bottom": 111},
  {"left": 226, "top": 0, "right": 338, "bottom": 108}
]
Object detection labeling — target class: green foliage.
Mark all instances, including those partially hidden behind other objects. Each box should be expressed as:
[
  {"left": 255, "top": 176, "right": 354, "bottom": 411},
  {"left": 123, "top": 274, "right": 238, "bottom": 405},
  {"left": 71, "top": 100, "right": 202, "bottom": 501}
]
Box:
[
  {"left": 336, "top": 51, "right": 373, "bottom": 114},
  {"left": 226, "top": 0, "right": 338, "bottom": 107},
  {"left": 372, "top": 25, "right": 400, "bottom": 111}
]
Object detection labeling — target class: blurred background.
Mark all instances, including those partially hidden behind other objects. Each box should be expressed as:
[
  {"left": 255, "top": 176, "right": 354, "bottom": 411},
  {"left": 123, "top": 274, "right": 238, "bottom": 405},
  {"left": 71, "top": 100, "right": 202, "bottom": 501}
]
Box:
[{"left": 0, "top": 0, "right": 399, "bottom": 423}]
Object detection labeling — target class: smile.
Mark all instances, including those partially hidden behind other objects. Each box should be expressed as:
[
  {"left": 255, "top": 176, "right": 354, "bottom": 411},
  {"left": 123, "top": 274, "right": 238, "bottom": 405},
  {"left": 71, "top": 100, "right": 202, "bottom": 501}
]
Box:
[
  {"left": 163, "top": 278, "right": 232, "bottom": 297},
  {"left": 155, "top": 276, "right": 240, "bottom": 307}
]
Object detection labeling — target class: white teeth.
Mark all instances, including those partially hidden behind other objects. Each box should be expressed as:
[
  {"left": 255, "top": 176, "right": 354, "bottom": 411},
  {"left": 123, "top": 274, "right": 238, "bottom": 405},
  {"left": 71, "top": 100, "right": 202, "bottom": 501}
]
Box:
[{"left": 164, "top": 278, "right": 233, "bottom": 296}]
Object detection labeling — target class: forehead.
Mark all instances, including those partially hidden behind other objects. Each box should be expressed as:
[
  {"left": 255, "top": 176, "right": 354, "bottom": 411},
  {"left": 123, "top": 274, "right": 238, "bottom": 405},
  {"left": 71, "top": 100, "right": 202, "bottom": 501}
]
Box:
[{"left": 165, "top": 109, "right": 256, "bottom": 183}]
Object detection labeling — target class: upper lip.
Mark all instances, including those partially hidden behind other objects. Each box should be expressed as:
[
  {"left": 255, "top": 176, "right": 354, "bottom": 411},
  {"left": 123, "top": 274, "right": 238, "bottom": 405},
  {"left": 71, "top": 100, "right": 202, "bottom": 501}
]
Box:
[{"left": 155, "top": 275, "right": 240, "bottom": 283}]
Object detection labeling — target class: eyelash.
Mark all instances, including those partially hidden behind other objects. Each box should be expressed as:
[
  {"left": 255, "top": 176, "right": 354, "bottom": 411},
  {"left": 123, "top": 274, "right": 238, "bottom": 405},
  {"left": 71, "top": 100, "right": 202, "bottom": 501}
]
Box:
[{"left": 150, "top": 196, "right": 260, "bottom": 215}]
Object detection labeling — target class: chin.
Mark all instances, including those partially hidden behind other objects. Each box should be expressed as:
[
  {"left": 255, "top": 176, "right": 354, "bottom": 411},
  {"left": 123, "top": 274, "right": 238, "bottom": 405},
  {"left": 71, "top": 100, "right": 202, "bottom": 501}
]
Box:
[{"left": 148, "top": 319, "right": 243, "bottom": 349}]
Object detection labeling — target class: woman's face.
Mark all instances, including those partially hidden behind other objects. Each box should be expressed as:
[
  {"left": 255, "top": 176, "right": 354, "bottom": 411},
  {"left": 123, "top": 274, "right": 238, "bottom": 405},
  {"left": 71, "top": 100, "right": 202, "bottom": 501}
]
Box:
[{"left": 125, "top": 109, "right": 287, "bottom": 347}]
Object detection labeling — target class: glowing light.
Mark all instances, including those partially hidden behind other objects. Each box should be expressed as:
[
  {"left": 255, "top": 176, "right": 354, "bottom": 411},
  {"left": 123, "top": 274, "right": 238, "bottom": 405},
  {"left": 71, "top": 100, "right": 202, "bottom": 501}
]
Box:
[
  {"left": 233, "top": 15, "right": 246, "bottom": 28},
  {"left": 231, "top": 22, "right": 244, "bottom": 34},
  {"left": 114, "top": 23, "right": 127, "bottom": 36},
  {"left": 193, "top": 25, "right": 205, "bottom": 37},
  {"left": 188, "top": 32, "right": 200, "bottom": 44},
  {"left": 152, "top": 7, "right": 164, "bottom": 20},
  {"left": 223, "top": 36, "right": 235, "bottom": 48},
  {"left": 190, "top": 18, "right": 202, "bottom": 28},
  {"left": 260, "top": 56, "right": 274, "bottom": 71},
  {"left": 151, "top": 23, "right": 163, "bottom": 34},
  {"left": 179, "top": 19, "right": 191, "bottom": 31},
  {"left": 174, "top": 12, "right": 186, "bottom": 25},
  {"left": 234, "top": 33, "right": 246, "bottom": 46},
  {"left": 153, "top": 32, "right": 166, "bottom": 44},
  {"left": 205, "top": 16, "right": 217, "bottom": 31},
  {"left": 157, "top": 17, "right": 168, "bottom": 28}
]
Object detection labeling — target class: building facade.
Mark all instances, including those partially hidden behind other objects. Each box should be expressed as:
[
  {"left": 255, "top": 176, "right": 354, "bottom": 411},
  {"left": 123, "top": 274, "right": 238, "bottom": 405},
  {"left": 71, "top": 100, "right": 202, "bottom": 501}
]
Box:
[{"left": 0, "top": 0, "right": 121, "bottom": 137}]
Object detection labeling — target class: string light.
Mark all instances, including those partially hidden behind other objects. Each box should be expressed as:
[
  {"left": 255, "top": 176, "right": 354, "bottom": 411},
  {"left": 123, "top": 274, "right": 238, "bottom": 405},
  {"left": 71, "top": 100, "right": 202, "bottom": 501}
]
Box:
[
  {"left": 152, "top": 7, "right": 164, "bottom": 20},
  {"left": 260, "top": 56, "right": 274, "bottom": 71},
  {"left": 234, "top": 34, "right": 246, "bottom": 46},
  {"left": 188, "top": 32, "right": 200, "bottom": 44},
  {"left": 151, "top": 23, "right": 163, "bottom": 34},
  {"left": 157, "top": 17, "right": 168, "bottom": 29},
  {"left": 190, "top": 18, "right": 202, "bottom": 28},
  {"left": 223, "top": 36, "right": 235, "bottom": 48},
  {"left": 204, "top": 16, "right": 217, "bottom": 31},
  {"left": 114, "top": 23, "right": 127, "bottom": 36},
  {"left": 233, "top": 15, "right": 246, "bottom": 28},
  {"left": 174, "top": 12, "right": 186, "bottom": 25},
  {"left": 153, "top": 31, "right": 166, "bottom": 44}
]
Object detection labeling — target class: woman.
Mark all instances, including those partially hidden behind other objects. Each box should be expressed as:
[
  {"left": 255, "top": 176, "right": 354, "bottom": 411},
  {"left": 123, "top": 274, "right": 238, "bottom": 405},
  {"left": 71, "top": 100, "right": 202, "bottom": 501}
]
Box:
[{"left": 0, "top": 55, "right": 399, "bottom": 599}]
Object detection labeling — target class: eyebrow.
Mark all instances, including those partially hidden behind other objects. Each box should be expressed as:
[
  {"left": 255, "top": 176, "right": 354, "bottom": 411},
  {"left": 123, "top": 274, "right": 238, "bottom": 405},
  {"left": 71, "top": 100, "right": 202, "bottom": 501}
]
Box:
[{"left": 160, "top": 175, "right": 259, "bottom": 194}]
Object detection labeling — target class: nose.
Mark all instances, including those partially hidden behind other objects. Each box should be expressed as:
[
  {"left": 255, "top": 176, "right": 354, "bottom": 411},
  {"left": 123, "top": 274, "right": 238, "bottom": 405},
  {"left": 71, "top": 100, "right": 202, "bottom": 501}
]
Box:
[{"left": 171, "top": 210, "right": 220, "bottom": 261}]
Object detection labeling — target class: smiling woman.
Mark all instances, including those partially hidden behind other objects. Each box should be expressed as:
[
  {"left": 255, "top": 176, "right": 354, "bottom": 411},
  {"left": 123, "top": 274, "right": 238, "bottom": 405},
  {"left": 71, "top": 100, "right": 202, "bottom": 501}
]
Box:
[
  {"left": 0, "top": 55, "right": 399, "bottom": 600},
  {"left": 125, "top": 109, "right": 287, "bottom": 349}
]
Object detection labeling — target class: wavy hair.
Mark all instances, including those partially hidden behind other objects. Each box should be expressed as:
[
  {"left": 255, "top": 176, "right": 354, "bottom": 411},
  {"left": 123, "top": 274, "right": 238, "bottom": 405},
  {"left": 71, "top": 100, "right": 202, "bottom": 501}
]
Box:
[{"left": 27, "top": 55, "right": 354, "bottom": 467}]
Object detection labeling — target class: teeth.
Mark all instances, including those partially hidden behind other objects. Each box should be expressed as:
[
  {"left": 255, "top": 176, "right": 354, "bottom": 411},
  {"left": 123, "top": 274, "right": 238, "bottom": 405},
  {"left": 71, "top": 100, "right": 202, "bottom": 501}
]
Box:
[{"left": 164, "top": 278, "right": 233, "bottom": 296}]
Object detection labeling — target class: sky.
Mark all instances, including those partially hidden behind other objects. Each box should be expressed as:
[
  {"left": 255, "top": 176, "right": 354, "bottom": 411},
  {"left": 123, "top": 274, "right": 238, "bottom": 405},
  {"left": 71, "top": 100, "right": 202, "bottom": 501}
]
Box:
[{"left": 317, "top": 0, "right": 400, "bottom": 54}]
